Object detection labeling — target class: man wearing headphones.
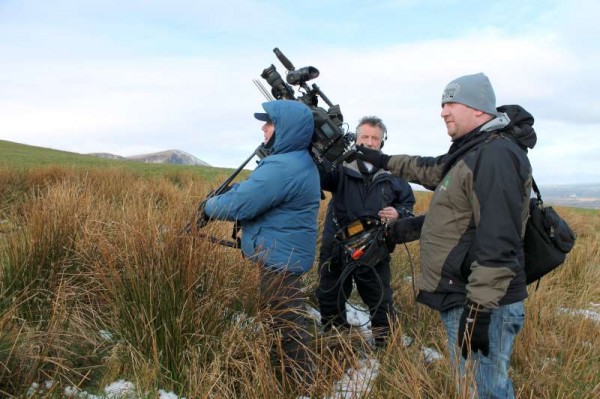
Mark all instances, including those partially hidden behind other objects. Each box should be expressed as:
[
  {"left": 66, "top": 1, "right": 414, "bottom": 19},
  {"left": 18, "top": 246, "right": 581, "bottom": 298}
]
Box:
[{"left": 316, "top": 116, "right": 415, "bottom": 345}]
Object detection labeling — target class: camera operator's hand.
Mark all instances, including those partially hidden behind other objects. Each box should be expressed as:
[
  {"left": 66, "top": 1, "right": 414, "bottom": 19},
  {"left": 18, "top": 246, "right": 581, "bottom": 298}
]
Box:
[
  {"left": 183, "top": 207, "right": 210, "bottom": 234},
  {"left": 356, "top": 145, "right": 391, "bottom": 170},
  {"left": 207, "top": 184, "right": 233, "bottom": 200},
  {"left": 195, "top": 211, "right": 210, "bottom": 230},
  {"left": 458, "top": 300, "right": 491, "bottom": 359}
]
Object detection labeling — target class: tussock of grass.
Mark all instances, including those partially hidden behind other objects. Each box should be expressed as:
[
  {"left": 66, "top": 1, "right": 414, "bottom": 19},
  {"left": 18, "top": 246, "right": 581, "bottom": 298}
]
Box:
[{"left": 0, "top": 165, "right": 598, "bottom": 398}]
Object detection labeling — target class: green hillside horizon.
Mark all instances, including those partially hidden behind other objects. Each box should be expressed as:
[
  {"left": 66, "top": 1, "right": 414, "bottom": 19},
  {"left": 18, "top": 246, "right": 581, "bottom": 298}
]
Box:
[{"left": 0, "top": 139, "right": 233, "bottom": 180}]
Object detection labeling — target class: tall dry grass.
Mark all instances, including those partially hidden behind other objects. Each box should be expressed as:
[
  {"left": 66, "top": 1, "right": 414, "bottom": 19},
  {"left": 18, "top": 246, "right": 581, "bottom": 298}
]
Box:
[{"left": 0, "top": 166, "right": 598, "bottom": 398}]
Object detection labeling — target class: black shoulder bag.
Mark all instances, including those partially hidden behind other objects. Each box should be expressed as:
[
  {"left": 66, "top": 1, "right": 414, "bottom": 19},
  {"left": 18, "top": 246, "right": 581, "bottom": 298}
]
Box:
[{"left": 523, "top": 178, "right": 576, "bottom": 285}]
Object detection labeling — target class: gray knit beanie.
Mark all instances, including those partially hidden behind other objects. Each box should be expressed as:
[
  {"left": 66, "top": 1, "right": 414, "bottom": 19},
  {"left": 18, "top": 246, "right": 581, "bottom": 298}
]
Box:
[{"left": 441, "top": 73, "right": 498, "bottom": 116}]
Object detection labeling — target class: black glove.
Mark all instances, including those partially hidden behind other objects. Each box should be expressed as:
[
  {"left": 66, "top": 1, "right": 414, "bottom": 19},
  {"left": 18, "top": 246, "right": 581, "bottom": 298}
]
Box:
[
  {"left": 183, "top": 207, "right": 210, "bottom": 234},
  {"left": 195, "top": 210, "right": 210, "bottom": 230},
  {"left": 355, "top": 145, "right": 391, "bottom": 170},
  {"left": 387, "top": 215, "right": 425, "bottom": 244},
  {"left": 207, "top": 184, "right": 233, "bottom": 199},
  {"left": 458, "top": 300, "right": 491, "bottom": 359}
]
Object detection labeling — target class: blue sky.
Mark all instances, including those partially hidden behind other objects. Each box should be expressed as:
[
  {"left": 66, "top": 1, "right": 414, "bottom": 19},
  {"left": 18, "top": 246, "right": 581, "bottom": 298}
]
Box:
[{"left": 1, "top": 0, "right": 599, "bottom": 185}]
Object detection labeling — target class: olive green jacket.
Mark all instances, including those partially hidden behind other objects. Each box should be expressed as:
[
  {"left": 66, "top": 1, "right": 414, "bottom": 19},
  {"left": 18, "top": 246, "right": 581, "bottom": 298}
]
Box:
[{"left": 388, "top": 109, "right": 536, "bottom": 310}]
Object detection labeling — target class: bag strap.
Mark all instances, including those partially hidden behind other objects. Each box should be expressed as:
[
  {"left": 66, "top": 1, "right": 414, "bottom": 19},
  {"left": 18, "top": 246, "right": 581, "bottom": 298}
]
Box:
[
  {"left": 531, "top": 177, "right": 543, "bottom": 203},
  {"left": 530, "top": 176, "right": 544, "bottom": 290}
]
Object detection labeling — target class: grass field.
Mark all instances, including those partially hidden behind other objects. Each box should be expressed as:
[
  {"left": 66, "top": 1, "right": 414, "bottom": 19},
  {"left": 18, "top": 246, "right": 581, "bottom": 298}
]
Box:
[{"left": 0, "top": 141, "right": 598, "bottom": 398}]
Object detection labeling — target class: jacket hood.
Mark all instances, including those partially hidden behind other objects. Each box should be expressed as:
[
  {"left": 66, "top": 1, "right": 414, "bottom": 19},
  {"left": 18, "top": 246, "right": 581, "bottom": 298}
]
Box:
[
  {"left": 497, "top": 104, "right": 537, "bottom": 150},
  {"left": 262, "top": 100, "right": 314, "bottom": 155}
]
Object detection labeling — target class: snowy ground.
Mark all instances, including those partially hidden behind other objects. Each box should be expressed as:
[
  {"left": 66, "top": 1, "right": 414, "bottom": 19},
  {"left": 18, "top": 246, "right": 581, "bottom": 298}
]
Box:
[
  {"left": 558, "top": 302, "right": 600, "bottom": 324},
  {"left": 304, "top": 302, "right": 443, "bottom": 399},
  {"left": 27, "top": 302, "right": 445, "bottom": 399},
  {"left": 38, "top": 301, "right": 598, "bottom": 399},
  {"left": 28, "top": 380, "right": 181, "bottom": 399}
]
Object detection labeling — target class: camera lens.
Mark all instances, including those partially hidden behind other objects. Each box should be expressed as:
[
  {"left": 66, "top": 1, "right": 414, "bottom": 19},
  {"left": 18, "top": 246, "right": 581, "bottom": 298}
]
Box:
[
  {"left": 286, "top": 67, "right": 320, "bottom": 85},
  {"left": 261, "top": 65, "right": 294, "bottom": 99}
]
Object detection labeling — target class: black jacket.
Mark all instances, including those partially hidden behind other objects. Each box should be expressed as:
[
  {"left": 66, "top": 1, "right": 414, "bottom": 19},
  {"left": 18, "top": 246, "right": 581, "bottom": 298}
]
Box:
[
  {"left": 319, "top": 159, "right": 415, "bottom": 260},
  {"left": 385, "top": 105, "right": 536, "bottom": 311}
]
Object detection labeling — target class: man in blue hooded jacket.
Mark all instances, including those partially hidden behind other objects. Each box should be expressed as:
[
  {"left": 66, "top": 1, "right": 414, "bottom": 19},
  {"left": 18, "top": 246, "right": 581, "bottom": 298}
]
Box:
[{"left": 204, "top": 100, "right": 320, "bottom": 389}]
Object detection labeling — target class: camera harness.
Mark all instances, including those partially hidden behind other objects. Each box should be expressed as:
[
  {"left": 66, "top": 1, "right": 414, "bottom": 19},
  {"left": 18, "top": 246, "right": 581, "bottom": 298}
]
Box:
[
  {"left": 320, "top": 168, "right": 393, "bottom": 327},
  {"left": 320, "top": 159, "right": 420, "bottom": 327},
  {"left": 318, "top": 215, "right": 388, "bottom": 327}
]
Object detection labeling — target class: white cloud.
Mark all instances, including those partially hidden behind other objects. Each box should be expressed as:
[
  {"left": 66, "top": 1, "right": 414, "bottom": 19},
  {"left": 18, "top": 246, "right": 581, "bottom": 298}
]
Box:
[{"left": 0, "top": 1, "right": 598, "bottom": 184}]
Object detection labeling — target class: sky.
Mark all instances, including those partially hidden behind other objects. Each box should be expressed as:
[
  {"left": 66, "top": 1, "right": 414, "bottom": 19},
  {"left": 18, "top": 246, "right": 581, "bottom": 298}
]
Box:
[{"left": 1, "top": 0, "right": 599, "bottom": 185}]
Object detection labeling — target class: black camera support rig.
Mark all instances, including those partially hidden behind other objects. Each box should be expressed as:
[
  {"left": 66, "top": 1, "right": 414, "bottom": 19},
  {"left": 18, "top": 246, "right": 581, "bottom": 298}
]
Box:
[
  {"left": 258, "top": 47, "right": 356, "bottom": 169},
  {"left": 187, "top": 47, "right": 357, "bottom": 247}
]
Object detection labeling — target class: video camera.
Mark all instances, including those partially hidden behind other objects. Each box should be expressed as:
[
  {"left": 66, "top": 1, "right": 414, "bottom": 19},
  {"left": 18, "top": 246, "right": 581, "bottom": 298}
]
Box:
[{"left": 257, "top": 48, "right": 356, "bottom": 169}]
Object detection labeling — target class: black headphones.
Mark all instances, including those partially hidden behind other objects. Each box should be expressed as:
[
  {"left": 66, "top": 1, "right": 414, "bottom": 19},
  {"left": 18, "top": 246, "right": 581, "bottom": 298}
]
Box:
[{"left": 380, "top": 127, "right": 388, "bottom": 149}]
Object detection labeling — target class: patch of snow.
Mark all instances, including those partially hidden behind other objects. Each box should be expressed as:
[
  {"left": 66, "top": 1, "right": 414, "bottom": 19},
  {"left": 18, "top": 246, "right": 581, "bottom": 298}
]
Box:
[
  {"left": 305, "top": 304, "right": 322, "bottom": 321},
  {"left": 104, "top": 380, "right": 136, "bottom": 398},
  {"left": 159, "top": 389, "right": 186, "bottom": 399},
  {"left": 64, "top": 386, "right": 79, "bottom": 397},
  {"left": 99, "top": 329, "right": 113, "bottom": 341},
  {"left": 328, "top": 358, "right": 380, "bottom": 399},
  {"left": 422, "top": 347, "right": 443, "bottom": 363},
  {"left": 27, "top": 382, "right": 40, "bottom": 396},
  {"left": 558, "top": 307, "right": 600, "bottom": 324}
]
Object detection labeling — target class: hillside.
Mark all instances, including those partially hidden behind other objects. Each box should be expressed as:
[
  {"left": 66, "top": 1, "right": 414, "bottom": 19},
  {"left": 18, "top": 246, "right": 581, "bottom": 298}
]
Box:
[
  {"left": 3, "top": 139, "right": 598, "bottom": 209},
  {"left": 0, "top": 140, "right": 231, "bottom": 180}
]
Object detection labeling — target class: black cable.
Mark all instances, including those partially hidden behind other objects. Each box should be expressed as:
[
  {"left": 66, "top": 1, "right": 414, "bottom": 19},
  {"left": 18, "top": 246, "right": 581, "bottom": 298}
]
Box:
[
  {"left": 338, "top": 259, "right": 385, "bottom": 328},
  {"left": 318, "top": 226, "right": 387, "bottom": 328},
  {"left": 404, "top": 242, "right": 417, "bottom": 301}
]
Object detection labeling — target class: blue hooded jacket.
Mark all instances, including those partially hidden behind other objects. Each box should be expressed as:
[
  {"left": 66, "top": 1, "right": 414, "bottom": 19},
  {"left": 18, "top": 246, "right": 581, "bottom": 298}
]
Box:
[{"left": 204, "top": 100, "right": 320, "bottom": 274}]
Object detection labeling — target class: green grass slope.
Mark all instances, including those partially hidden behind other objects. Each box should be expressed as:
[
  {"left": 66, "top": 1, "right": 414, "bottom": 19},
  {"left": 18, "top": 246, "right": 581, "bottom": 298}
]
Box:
[{"left": 0, "top": 139, "right": 237, "bottom": 180}]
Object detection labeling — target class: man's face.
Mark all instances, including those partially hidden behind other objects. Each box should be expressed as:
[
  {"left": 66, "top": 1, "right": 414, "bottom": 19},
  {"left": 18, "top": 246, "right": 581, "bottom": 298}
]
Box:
[
  {"left": 356, "top": 124, "right": 383, "bottom": 150},
  {"left": 262, "top": 122, "right": 275, "bottom": 145},
  {"left": 441, "top": 102, "right": 484, "bottom": 141}
]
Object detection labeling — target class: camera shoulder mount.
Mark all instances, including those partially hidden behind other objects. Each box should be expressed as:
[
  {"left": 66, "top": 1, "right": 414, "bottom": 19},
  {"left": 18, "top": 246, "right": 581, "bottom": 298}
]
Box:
[{"left": 256, "top": 48, "right": 356, "bottom": 170}]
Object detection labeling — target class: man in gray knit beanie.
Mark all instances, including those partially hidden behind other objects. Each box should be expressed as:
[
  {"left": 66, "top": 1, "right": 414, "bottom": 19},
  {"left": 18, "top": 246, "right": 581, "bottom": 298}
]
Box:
[
  {"left": 440, "top": 72, "right": 504, "bottom": 141},
  {"left": 357, "top": 72, "right": 535, "bottom": 399},
  {"left": 441, "top": 72, "right": 499, "bottom": 116}
]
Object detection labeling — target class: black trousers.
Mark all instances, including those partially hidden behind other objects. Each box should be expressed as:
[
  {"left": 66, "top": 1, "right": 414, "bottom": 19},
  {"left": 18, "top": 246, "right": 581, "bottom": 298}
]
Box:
[
  {"left": 259, "top": 268, "right": 314, "bottom": 388},
  {"left": 315, "top": 245, "right": 396, "bottom": 335}
]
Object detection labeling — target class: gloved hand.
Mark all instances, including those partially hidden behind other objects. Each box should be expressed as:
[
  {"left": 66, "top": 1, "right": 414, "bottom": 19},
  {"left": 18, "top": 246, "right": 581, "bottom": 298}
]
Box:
[
  {"left": 195, "top": 210, "right": 210, "bottom": 229},
  {"left": 356, "top": 145, "right": 391, "bottom": 170},
  {"left": 386, "top": 215, "right": 425, "bottom": 244},
  {"left": 207, "top": 184, "right": 233, "bottom": 199},
  {"left": 458, "top": 300, "right": 491, "bottom": 359},
  {"left": 183, "top": 208, "right": 210, "bottom": 234}
]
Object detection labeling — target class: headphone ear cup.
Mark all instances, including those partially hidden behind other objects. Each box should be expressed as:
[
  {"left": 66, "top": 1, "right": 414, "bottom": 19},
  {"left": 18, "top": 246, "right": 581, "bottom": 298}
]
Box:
[{"left": 380, "top": 130, "right": 387, "bottom": 149}]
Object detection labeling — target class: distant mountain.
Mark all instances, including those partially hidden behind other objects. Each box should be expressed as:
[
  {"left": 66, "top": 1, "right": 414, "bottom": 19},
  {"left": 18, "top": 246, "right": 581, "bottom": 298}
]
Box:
[
  {"left": 88, "top": 149, "right": 210, "bottom": 167},
  {"left": 538, "top": 183, "right": 600, "bottom": 209},
  {"left": 411, "top": 182, "right": 600, "bottom": 210}
]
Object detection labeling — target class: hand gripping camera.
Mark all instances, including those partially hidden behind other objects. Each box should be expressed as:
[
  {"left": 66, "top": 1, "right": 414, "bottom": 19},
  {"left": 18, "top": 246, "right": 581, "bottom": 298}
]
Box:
[{"left": 256, "top": 48, "right": 356, "bottom": 169}]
